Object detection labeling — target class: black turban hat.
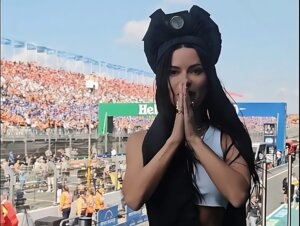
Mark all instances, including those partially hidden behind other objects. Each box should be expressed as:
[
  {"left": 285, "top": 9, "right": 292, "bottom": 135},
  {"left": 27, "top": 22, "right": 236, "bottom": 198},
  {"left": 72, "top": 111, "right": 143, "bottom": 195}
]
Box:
[{"left": 143, "top": 5, "right": 222, "bottom": 74}]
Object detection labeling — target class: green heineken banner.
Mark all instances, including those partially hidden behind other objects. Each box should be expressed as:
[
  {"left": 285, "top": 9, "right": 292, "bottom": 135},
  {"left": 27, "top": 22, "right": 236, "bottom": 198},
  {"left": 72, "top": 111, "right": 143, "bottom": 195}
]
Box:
[
  {"left": 98, "top": 102, "right": 286, "bottom": 152},
  {"left": 98, "top": 103, "right": 157, "bottom": 135}
]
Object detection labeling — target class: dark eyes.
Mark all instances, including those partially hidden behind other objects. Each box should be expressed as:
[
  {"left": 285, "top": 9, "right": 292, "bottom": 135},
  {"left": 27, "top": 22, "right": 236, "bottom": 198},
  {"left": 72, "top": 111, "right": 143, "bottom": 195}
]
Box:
[
  {"left": 192, "top": 68, "right": 204, "bottom": 75},
  {"left": 169, "top": 69, "right": 178, "bottom": 76},
  {"left": 169, "top": 67, "right": 204, "bottom": 76}
]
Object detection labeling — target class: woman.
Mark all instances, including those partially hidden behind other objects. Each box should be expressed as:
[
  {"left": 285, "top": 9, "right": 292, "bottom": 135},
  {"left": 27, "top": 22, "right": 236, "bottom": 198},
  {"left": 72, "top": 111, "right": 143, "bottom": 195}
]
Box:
[{"left": 122, "top": 5, "right": 259, "bottom": 226}]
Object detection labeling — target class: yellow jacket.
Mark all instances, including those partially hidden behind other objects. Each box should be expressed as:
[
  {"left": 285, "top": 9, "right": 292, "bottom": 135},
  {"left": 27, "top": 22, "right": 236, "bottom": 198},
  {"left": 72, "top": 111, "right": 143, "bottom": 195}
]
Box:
[
  {"left": 94, "top": 193, "right": 105, "bottom": 211},
  {"left": 86, "top": 194, "right": 94, "bottom": 214},
  {"left": 76, "top": 196, "right": 87, "bottom": 216},
  {"left": 60, "top": 191, "right": 72, "bottom": 210}
]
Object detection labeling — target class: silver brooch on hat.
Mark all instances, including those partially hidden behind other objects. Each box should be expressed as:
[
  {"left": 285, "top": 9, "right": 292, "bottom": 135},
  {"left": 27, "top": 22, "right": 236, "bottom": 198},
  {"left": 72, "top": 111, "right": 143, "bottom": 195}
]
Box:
[{"left": 170, "top": 15, "right": 184, "bottom": 30}]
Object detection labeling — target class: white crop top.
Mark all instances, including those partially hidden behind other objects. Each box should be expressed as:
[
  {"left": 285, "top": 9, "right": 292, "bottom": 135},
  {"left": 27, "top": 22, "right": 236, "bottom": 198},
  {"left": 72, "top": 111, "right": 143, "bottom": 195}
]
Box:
[{"left": 194, "top": 126, "right": 228, "bottom": 208}]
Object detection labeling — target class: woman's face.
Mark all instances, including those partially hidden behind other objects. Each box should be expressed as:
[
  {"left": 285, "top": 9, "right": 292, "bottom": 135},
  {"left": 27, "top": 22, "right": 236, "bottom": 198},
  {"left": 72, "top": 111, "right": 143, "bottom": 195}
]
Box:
[{"left": 168, "top": 47, "right": 207, "bottom": 106}]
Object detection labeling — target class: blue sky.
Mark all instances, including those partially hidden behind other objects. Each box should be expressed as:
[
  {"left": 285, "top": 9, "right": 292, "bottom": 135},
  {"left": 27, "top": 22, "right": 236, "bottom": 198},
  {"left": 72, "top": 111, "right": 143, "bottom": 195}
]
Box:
[{"left": 1, "top": 0, "right": 299, "bottom": 113}]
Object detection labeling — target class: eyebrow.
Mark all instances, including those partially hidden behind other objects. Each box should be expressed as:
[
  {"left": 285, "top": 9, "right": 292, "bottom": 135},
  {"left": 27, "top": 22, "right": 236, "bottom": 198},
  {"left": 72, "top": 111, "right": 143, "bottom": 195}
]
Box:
[{"left": 171, "top": 63, "right": 203, "bottom": 69}]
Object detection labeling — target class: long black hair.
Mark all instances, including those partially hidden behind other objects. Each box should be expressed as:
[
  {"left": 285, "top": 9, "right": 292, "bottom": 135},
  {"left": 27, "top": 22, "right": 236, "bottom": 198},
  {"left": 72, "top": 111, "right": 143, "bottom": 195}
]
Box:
[
  {"left": 156, "top": 43, "right": 258, "bottom": 184},
  {"left": 155, "top": 43, "right": 259, "bottom": 225}
]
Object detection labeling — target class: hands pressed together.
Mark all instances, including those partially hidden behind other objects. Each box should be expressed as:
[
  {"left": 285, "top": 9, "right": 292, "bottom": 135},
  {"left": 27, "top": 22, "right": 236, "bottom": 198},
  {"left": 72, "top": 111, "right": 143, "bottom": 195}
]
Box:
[{"left": 170, "top": 82, "right": 202, "bottom": 146}]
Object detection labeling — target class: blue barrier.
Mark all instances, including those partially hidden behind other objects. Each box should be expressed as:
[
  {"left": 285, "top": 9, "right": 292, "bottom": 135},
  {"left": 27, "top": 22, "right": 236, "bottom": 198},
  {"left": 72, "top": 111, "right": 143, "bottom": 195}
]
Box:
[
  {"left": 97, "top": 205, "right": 118, "bottom": 226},
  {"left": 96, "top": 205, "right": 149, "bottom": 226},
  {"left": 125, "top": 206, "right": 148, "bottom": 226},
  {"left": 126, "top": 206, "right": 143, "bottom": 226}
]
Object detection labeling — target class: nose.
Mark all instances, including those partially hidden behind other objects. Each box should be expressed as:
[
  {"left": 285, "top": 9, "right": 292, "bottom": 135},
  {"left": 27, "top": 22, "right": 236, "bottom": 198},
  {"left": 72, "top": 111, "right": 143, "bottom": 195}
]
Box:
[
  {"left": 180, "top": 72, "right": 192, "bottom": 88},
  {"left": 186, "top": 79, "right": 192, "bottom": 88}
]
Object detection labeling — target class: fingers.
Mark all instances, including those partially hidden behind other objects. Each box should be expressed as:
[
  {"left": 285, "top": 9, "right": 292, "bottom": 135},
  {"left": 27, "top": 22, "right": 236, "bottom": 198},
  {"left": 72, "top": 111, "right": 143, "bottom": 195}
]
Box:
[
  {"left": 182, "top": 83, "right": 196, "bottom": 140},
  {"left": 175, "top": 82, "right": 194, "bottom": 117},
  {"left": 176, "top": 83, "right": 184, "bottom": 115},
  {"left": 183, "top": 83, "right": 193, "bottom": 117},
  {"left": 171, "top": 83, "right": 184, "bottom": 144},
  {"left": 183, "top": 84, "right": 188, "bottom": 116},
  {"left": 176, "top": 100, "right": 183, "bottom": 114}
]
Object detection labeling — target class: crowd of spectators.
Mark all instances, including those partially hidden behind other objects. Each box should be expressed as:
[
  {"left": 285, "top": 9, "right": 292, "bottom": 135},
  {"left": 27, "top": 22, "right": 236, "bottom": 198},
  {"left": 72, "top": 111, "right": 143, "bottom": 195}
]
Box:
[
  {"left": 241, "top": 117, "right": 277, "bottom": 134},
  {"left": 112, "top": 116, "right": 155, "bottom": 134},
  {"left": 0, "top": 60, "right": 154, "bottom": 135},
  {"left": 1, "top": 59, "right": 298, "bottom": 137}
]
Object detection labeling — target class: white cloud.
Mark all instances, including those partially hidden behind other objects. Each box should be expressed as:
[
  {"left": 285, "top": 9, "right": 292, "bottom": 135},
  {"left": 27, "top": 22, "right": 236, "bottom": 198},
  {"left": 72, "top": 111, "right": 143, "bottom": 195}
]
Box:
[
  {"left": 278, "top": 87, "right": 287, "bottom": 96},
  {"left": 117, "top": 19, "right": 150, "bottom": 45}
]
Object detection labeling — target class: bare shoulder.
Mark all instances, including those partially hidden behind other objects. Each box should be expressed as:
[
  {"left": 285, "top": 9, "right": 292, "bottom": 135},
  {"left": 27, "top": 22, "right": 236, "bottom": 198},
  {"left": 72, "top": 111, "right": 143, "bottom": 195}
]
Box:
[
  {"left": 126, "top": 130, "right": 148, "bottom": 169},
  {"left": 220, "top": 132, "right": 233, "bottom": 153},
  {"left": 126, "top": 130, "right": 148, "bottom": 155},
  {"left": 127, "top": 130, "right": 148, "bottom": 144},
  {"left": 222, "top": 132, "right": 251, "bottom": 185},
  {"left": 221, "top": 131, "right": 250, "bottom": 173},
  {"left": 220, "top": 131, "right": 241, "bottom": 162}
]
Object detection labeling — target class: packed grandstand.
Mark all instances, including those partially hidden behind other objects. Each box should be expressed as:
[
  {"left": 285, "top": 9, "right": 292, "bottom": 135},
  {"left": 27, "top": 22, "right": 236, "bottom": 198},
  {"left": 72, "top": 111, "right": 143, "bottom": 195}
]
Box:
[
  {"left": 1, "top": 59, "right": 298, "bottom": 134},
  {"left": 1, "top": 38, "right": 299, "bottom": 140}
]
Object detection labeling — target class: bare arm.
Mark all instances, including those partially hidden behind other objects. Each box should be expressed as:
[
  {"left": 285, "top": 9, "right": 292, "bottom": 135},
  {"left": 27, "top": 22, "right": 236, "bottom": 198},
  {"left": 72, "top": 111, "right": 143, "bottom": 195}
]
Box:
[
  {"left": 182, "top": 84, "right": 250, "bottom": 208},
  {"left": 189, "top": 134, "right": 251, "bottom": 207},
  {"left": 123, "top": 84, "right": 186, "bottom": 210},
  {"left": 122, "top": 130, "right": 180, "bottom": 210}
]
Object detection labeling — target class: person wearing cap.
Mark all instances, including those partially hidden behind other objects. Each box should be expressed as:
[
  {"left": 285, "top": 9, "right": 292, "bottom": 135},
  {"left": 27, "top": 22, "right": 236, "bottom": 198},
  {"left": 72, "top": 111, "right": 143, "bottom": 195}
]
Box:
[{"left": 122, "top": 5, "right": 259, "bottom": 226}]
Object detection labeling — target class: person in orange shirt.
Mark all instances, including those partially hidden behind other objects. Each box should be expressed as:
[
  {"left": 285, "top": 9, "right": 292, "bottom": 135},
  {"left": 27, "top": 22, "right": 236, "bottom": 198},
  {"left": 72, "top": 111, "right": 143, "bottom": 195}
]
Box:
[
  {"left": 60, "top": 185, "right": 73, "bottom": 219},
  {"left": 76, "top": 191, "right": 87, "bottom": 216},
  {"left": 1, "top": 204, "right": 6, "bottom": 225},
  {"left": 72, "top": 191, "right": 87, "bottom": 226},
  {"left": 85, "top": 190, "right": 94, "bottom": 217},
  {"left": 1, "top": 193, "right": 18, "bottom": 226},
  {"left": 94, "top": 188, "right": 106, "bottom": 212}
]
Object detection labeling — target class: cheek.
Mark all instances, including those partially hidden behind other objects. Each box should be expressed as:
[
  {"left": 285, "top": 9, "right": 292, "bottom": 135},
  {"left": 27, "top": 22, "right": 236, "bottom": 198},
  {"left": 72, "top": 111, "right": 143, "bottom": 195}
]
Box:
[
  {"left": 168, "top": 82, "right": 176, "bottom": 105},
  {"left": 169, "top": 77, "right": 181, "bottom": 105},
  {"left": 195, "top": 78, "right": 208, "bottom": 100}
]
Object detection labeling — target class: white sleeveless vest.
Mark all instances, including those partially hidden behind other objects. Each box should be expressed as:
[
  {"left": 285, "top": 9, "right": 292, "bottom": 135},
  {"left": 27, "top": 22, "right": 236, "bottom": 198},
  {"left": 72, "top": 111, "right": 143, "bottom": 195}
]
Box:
[{"left": 194, "top": 126, "right": 228, "bottom": 208}]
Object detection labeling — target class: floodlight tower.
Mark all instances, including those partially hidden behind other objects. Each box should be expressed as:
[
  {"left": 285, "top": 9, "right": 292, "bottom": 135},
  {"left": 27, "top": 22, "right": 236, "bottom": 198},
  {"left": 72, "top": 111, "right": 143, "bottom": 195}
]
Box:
[{"left": 85, "top": 75, "right": 98, "bottom": 191}]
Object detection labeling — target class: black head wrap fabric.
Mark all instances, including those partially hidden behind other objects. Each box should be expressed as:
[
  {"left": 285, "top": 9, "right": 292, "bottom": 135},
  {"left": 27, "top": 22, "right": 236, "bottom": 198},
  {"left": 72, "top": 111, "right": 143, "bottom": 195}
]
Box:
[{"left": 143, "top": 5, "right": 222, "bottom": 73}]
